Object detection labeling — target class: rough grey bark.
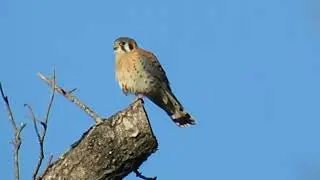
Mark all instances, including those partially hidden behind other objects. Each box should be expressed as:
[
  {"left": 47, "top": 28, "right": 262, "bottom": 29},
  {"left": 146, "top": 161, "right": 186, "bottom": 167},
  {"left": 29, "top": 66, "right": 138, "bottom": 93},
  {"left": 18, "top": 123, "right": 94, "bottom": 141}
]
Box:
[{"left": 40, "top": 99, "right": 158, "bottom": 180}]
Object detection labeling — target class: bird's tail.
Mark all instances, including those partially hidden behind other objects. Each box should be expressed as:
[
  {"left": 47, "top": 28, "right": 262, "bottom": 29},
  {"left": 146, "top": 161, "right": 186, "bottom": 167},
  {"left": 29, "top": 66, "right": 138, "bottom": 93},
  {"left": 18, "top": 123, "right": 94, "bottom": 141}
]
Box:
[{"left": 148, "top": 88, "right": 196, "bottom": 127}]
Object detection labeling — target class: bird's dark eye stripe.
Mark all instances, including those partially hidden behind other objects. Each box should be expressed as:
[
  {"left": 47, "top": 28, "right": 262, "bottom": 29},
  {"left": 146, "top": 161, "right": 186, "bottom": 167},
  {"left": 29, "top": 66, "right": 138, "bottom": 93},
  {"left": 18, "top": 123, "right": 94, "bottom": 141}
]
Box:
[{"left": 120, "top": 45, "right": 127, "bottom": 52}]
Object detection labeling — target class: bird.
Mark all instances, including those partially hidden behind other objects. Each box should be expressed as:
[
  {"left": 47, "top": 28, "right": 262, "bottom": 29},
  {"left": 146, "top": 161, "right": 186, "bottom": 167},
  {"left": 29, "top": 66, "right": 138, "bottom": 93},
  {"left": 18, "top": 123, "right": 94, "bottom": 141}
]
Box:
[{"left": 113, "top": 37, "right": 196, "bottom": 127}]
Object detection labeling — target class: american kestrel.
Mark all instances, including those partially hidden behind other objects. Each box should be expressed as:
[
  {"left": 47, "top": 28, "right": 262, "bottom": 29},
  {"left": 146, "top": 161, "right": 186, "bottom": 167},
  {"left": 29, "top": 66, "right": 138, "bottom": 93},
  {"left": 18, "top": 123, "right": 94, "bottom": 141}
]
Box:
[{"left": 113, "top": 37, "right": 196, "bottom": 127}]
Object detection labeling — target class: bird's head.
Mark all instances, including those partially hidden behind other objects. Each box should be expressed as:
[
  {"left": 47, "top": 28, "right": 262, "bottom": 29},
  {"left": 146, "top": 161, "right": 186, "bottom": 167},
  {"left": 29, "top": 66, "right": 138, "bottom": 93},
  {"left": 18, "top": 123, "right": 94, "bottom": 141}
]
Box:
[{"left": 113, "top": 37, "right": 138, "bottom": 54}]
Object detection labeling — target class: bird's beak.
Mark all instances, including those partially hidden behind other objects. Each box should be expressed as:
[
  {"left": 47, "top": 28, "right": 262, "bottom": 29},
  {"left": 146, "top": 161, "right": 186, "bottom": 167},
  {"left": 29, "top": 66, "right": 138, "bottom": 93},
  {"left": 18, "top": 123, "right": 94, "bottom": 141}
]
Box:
[{"left": 113, "top": 44, "right": 118, "bottom": 50}]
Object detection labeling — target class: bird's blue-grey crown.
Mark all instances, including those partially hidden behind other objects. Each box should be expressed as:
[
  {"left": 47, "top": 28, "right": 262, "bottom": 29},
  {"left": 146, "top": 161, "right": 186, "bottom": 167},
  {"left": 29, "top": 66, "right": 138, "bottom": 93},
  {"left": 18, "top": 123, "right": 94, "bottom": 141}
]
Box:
[{"left": 114, "top": 37, "right": 135, "bottom": 43}]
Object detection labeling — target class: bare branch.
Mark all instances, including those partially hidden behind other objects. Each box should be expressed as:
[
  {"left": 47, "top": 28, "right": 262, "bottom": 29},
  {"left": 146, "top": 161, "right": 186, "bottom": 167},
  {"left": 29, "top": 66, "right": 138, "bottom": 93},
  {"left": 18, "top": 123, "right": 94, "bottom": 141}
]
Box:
[
  {"left": 25, "top": 104, "right": 43, "bottom": 180},
  {"left": 37, "top": 72, "right": 102, "bottom": 123},
  {"left": 24, "top": 70, "right": 56, "bottom": 180},
  {"left": 0, "top": 82, "right": 26, "bottom": 180},
  {"left": 13, "top": 123, "right": 26, "bottom": 180},
  {"left": 67, "top": 88, "right": 77, "bottom": 94},
  {"left": 25, "top": 104, "right": 41, "bottom": 142},
  {"left": 134, "top": 169, "right": 157, "bottom": 180},
  {"left": 39, "top": 153, "right": 54, "bottom": 178},
  {"left": 0, "top": 83, "right": 18, "bottom": 131},
  {"left": 43, "top": 69, "right": 56, "bottom": 126},
  {"left": 46, "top": 154, "right": 54, "bottom": 168}
]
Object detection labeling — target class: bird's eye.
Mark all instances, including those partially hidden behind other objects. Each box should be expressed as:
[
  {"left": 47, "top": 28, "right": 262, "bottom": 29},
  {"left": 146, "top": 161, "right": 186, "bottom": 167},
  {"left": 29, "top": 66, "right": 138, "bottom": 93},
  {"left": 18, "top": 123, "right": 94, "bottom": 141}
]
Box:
[{"left": 119, "top": 42, "right": 125, "bottom": 46}]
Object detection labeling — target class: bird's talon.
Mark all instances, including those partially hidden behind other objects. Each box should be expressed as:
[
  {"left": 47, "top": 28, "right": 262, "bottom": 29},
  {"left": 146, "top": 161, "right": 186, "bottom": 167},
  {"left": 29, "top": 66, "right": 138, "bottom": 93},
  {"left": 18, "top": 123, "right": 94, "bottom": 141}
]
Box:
[{"left": 134, "top": 95, "right": 144, "bottom": 103}]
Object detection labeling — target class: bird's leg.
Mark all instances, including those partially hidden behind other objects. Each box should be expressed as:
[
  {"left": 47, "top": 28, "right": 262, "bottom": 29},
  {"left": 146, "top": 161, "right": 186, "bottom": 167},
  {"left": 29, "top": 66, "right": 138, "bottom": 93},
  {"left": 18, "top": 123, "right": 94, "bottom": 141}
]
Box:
[{"left": 122, "top": 84, "right": 129, "bottom": 96}]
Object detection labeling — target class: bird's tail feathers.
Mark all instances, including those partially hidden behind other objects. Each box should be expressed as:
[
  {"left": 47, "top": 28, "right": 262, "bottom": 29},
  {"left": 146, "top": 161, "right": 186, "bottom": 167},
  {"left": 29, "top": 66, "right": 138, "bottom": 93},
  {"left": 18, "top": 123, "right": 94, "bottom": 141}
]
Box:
[{"left": 163, "top": 89, "right": 196, "bottom": 127}]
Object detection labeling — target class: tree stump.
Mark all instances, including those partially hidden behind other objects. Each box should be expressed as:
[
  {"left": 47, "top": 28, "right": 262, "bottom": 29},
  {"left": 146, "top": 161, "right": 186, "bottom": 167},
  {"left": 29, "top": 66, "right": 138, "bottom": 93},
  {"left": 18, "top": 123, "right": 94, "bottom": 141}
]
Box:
[{"left": 40, "top": 99, "right": 158, "bottom": 180}]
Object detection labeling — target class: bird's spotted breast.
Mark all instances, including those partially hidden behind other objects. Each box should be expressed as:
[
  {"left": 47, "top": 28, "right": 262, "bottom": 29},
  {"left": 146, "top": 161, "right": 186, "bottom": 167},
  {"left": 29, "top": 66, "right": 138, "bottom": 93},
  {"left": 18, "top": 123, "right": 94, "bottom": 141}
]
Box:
[{"left": 115, "top": 50, "right": 158, "bottom": 95}]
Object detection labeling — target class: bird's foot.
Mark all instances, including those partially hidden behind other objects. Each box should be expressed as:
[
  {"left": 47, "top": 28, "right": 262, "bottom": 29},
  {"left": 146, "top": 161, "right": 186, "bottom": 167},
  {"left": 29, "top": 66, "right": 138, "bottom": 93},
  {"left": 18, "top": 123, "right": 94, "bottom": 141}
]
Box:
[{"left": 134, "top": 94, "right": 144, "bottom": 103}]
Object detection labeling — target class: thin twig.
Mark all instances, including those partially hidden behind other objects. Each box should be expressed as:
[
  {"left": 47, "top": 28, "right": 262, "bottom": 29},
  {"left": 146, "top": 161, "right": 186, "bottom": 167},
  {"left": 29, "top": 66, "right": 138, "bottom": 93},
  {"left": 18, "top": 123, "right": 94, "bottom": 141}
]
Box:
[
  {"left": 26, "top": 69, "right": 56, "bottom": 180},
  {"left": 37, "top": 72, "right": 102, "bottom": 123},
  {"left": 46, "top": 154, "right": 54, "bottom": 168},
  {"left": 25, "top": 104, "right": 43, "bottom": 180},
  {"left": 134, "top": 169, "right": 157, "bottom": 180},
  {"left": 0, "top": 83, "right": 26, "bottom": 180},
  {"left": 43, "top": 69, "right": 56, "bottom": 126},
  {"left": 25, "top": 104, "right": 41, "bottom": 142},
  {"left": 67, "top": 88, "right": 77, "bottom": 94},
  {"left": 0, "top": 83, "right": 18, "bottom": 131},
  {"left": 41, "top": 154, "right": 54, "bottom": 178}
]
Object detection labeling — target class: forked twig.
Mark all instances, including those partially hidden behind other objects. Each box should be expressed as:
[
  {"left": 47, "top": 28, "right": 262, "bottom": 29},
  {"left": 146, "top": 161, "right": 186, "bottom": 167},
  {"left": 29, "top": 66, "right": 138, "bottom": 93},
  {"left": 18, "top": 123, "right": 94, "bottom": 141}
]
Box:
[
  {"left": 37, "top": 72, "right": 102, "bottom": 123},
  {"left": 25, "top": 69, "right": 56, "bottom": 179},
  {"left": 0, "top": 83, "right": 26, "bottom": 180}
]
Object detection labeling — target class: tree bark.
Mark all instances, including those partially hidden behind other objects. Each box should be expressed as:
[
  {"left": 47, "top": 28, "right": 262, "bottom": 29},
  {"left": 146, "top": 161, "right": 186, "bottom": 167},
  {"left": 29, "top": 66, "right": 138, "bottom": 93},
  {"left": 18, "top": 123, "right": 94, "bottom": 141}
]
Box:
[{"left": 40, "top": 99, "right": 158, "bottom": 180}]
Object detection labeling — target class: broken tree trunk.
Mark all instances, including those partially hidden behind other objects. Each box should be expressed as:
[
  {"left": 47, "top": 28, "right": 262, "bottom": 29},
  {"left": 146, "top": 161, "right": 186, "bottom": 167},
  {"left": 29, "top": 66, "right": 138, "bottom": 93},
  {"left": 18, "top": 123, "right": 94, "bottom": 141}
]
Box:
[
  {"left": 40, "top": 99, "right": 158, "bottom": 180},
  {"left": 37, "top": 73, "right": 158, "bottom": 180}
]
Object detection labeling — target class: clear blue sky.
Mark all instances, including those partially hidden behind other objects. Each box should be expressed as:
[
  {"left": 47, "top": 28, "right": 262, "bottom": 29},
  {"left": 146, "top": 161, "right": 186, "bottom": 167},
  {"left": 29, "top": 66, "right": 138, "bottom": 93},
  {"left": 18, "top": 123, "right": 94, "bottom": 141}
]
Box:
[{"left": 1, "top": 0, "right": 320, "bottom": 179}]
